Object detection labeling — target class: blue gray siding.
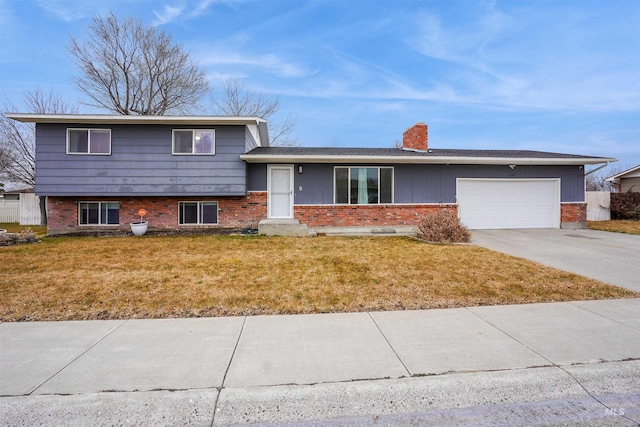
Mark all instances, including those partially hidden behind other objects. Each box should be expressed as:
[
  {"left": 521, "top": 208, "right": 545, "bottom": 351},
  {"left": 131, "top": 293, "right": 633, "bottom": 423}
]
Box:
[
  {"left": 246, "top": 163, "right": 585, "bottom": 204},
  {"left": 35, "top": 124, "right": 249, "bottom": 196},
  {"left": 247, "top": 163, "right": 267, "bottom": 191},
  {"left": 394, "top": 164, "right": 585, "bottom": 203},
  {"left": 293, "top": 164, "right": 335, "bottom": 204}
]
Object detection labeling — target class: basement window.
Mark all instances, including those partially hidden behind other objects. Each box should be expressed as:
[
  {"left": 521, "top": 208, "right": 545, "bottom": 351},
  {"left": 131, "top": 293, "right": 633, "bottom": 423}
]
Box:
[
  {"left": 173, "top": 129, "right": 215, "bottom": 155},
  {"left": 78, "top": 202, "right": 119, "bottom": 225},
  {"left": 179, "top": 201, "right": 218, "bottom": 225},
  {"left": 334, "top": 167, "right": 393, "bottom": 204}
]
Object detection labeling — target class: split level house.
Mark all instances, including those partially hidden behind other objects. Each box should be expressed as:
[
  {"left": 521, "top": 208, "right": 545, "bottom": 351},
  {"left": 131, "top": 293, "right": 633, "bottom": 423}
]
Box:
[{"left": 6, "top": 114, "right": 616, "bottom": 235}]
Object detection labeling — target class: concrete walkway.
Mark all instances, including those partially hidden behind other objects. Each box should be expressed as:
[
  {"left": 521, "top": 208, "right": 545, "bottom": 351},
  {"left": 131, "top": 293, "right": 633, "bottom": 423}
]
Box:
[
  {"left": 1, "top": 299, "right": 639, "bottom": 426},
  {"left": 471, "top": 228, "right": 640, "bottom": 292}
]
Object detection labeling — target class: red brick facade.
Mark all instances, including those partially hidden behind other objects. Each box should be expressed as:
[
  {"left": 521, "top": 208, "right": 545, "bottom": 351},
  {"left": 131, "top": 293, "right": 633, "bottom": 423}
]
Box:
[
  {"left": 46, "top": 193, "right": 460, "bottom": 234},
  {"left": 46, "top": 193, "right": 581, "bottom": 234},
  {"left": 294, "top": 204, "right": 457, "bottom": 227},
  {"left": 46, "top": 192, "right": 268, "bottom": 235},
  {"left": 560, "top": 202, "right": 587, "bottom": 227}
]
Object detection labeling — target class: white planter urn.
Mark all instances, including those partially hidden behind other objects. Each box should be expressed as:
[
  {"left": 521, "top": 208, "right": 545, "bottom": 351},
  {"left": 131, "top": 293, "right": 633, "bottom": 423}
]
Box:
[
  {"left": 0, "top": 229, "right": 6, "bottom": 235},
  {"left": 130, "top": 221, "right": 148, "bottom": 236}
]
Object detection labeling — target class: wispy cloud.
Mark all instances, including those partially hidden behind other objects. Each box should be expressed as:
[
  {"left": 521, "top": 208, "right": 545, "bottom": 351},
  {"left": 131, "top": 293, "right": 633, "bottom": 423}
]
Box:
[
  {"left": 188, "top": 0, "right": 238, "bottom": 18},
  {"left": 257, "top": 47, "right": 463, "bottom": 104},
  {"left": 35, "top": 0, "right": 90, "bottom": 22},
  {"left": 407, "top": 3, "right": 640, "bottom": 112},
  {"left": 200, "top": 52, "right": 316, "bottom": 78},
  {"left": 153, "top": 5, "right": 185, "bottom": 26},
  {"left": 412, "top": 6, "right": 509, "bottom": 64},
  {"left": 152, "top": 0, "right": 241, "bottom": 25}
]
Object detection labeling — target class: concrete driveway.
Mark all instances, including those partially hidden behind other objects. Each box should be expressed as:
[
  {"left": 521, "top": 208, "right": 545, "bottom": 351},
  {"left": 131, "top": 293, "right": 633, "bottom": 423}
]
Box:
[{"left": 471, "top": 228, "right": 640, "bottom": 292}]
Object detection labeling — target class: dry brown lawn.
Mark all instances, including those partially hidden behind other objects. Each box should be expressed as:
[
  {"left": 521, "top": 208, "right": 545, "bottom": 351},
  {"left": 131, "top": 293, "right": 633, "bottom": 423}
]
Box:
[
  {"left": 1, "top": 235, "right": 636, "bottom": 321},
  {"left": 588, "top": 220, "right": 640, "bottom": 235}
]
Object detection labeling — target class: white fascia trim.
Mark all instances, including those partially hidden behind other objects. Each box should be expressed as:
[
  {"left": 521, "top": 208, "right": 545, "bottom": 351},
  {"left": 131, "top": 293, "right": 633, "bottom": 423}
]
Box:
[
  {"left": 605, "top": 164, "right": 640, "bottom": 181},
  {"left": 5, "top": 113, "right": 267, "bottom": 126},
  {"left": 257, "top": 121, "right": 270, "bottom": 147},
  {"left": 240, "top": 154, "right": 617, "bottom": 166}
]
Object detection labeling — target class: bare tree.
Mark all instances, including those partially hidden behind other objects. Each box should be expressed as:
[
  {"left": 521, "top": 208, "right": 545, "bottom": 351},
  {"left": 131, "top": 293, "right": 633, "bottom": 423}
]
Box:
[
  {"left": 68, "top": 13, "right": 208, "bottom": 115},
  {"left": 211, "top": 79, "right": 297, "bottom": 146},
  {"left": 585, "top": 165, "right": 624, "bottom": 192},
  {"left": 0, "top": 88, "right": 78, "bottom": 188}
]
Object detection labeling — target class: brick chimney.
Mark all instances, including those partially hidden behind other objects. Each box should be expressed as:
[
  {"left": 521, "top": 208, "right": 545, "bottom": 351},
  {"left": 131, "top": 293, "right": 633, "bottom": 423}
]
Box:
[{"left": 402, "top": 122, "right": 428, "bottom": 151}]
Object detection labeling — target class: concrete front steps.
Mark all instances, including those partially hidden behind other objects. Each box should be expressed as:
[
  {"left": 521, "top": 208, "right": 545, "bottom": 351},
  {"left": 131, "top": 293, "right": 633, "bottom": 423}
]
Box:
[
  {"left": 258, "top": 219, "right": 416, "bottom": 237},
  {"left": 258, "top": 219, "right": 316, "bottom": 237}
]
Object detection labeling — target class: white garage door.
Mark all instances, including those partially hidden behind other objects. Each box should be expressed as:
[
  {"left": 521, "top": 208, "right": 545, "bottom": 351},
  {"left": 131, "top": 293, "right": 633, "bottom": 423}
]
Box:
[{"left": 457, "top": 179, "right": 560, "bottom": 229}]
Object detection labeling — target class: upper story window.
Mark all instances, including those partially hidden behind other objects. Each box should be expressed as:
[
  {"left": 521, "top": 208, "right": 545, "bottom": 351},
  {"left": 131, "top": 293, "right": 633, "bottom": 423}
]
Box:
[
  {"left": 334, "top": 166, "right": 393, "bottom": 204},
  {"left": 172, "top": 129, "right": 215, "bottom": 155},
  {"left": 67, "top": 129, "right": 111, "bottom": 155}
]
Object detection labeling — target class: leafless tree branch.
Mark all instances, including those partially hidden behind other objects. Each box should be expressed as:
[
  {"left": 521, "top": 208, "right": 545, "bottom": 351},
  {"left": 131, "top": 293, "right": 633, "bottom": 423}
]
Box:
[
  {"left": 1, "top": 89, "right": 77, "bottom": 189},
  {"left": 68, "top": 13, "right": 209, "bottom": 115},
  {"left": 210, "top": 79, "right": 298, "bottom": 146},
  {"left": 585, "top": 165, "right": 624, "bottom": 192}
]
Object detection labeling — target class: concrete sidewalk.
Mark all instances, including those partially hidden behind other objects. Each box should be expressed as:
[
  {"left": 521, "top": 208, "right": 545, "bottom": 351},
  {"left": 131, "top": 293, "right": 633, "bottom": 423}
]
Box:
[{"left": 2, "top": 299, "right": 640, "bottom": 425}]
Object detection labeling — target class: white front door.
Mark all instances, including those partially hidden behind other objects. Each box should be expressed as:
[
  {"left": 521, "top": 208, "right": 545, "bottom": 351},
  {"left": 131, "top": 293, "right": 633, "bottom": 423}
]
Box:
[{"left": 268, "top": 165, "right": 294, "bottom": 218}]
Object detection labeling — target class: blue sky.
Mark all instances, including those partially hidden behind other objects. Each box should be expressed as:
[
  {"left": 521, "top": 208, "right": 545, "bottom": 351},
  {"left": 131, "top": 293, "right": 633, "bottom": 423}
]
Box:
[{"left": 1, "top": 0, "right": 639, "bottom": 172}]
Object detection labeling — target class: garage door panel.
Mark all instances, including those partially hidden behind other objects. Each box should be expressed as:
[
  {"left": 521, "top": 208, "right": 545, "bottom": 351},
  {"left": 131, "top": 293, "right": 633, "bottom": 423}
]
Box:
[{"left": 457, "top": 179, "right": 560, "bottom": 229}]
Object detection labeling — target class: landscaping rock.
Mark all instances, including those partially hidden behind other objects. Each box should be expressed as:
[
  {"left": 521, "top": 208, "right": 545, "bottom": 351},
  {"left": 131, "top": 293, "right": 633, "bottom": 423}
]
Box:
[{"left": 0, "top": 230, "right": 39, "bottom": 246}]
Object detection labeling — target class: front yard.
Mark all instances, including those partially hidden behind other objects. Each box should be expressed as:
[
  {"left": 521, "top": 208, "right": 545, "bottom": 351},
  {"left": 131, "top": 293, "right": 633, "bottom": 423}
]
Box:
[
  {"left": 588, "top": 220, "right": 640, "bottom": 235},
  {"left": 0, "top": 235, "right": 636, "bottom": 321}
]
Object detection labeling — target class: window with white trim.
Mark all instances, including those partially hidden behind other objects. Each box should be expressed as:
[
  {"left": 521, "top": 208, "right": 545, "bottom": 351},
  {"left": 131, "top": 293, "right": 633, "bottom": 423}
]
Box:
[
  {"left": 179, "top": 201, "right": 218, "bottom": 225},
  {"left": 334, "top": 167, "right": 393, "bottom": 204},
  {"left": 67, "top": 129, "right": 111, "bottom": 154},
  {"left": 172, "top": 129, "right": 215, "bottom": 154},
  {"left": 78, "top": 202, "right": 120, "bottom": 225}
]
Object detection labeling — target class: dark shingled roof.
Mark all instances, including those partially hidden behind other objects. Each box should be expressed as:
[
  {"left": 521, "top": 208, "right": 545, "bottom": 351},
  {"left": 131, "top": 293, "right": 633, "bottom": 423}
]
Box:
[{"left": 245, "top": 146, "right": 609, "bottom": 160}]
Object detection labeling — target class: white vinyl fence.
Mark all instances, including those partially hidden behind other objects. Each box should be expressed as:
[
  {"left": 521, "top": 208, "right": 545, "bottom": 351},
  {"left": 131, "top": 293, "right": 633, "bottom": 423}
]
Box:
[
  {"left": 0, "top": 194, "right": 42, "bottom": 225},
  {"left": 0, "top": 199, "right": 20, "bottom": 222},
  {"left": 19, "top": 193, "right": 42, "bottom": 225},
  {"left": 586, "top": 191, "right": 610, "bottom": 221}
]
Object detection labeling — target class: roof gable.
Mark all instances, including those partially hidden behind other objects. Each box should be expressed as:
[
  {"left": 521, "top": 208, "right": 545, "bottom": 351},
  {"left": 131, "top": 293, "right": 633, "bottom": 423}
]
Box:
[{"left": 606, "top": 164, "right": 640, "bottom": 181}]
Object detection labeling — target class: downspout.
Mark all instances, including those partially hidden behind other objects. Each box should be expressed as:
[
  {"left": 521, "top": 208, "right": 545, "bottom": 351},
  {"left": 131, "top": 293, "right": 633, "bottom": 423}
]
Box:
[{"left": 40, "top": 196, "right": 48, "bottom": 226}]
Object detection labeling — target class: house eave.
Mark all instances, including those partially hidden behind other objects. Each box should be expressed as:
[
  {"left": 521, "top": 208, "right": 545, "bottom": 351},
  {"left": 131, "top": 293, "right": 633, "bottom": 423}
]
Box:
[
  {"left": 239, "top": 154, "right": 617, "bottom": 166},
  {"left": 605, "top": 164, "right": 640, "bottom": 182},
  {"left": 5, "top": 113, "right": 267, "bottom": 125},
  {"left": 6, "top": 113, "right": 270, "bottom": 147}
]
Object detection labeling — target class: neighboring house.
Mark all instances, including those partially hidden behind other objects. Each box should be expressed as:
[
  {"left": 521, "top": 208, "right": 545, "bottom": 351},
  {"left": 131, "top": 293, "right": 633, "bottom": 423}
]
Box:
[
  {"left": 606, "top": 165, "right": 640, "bottom": 193},
  {"left": 0, "top": 188, "right": 35, "bottom": 201},
  {"left": 6, "top": 114, "right": 616, "bottom": 235},
  {"left": 0, "top": 192, "right": 21, "bottom": 201}
]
